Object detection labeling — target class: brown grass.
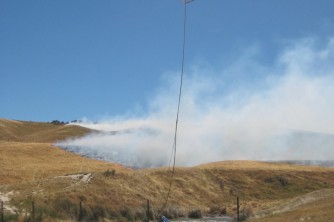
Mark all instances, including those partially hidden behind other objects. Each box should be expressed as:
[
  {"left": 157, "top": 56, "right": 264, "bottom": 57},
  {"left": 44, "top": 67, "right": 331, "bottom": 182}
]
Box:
[
  {"left": 1, "top": 118, "right": 334, "bottom": 221},
  {"left": 0, "top": 118, "right": 91, "bottom": 143},
  {"left": 249, "top": 195, "right": 334, "bottom": 222},
  {"left": 0, "top": 141, "right": 125, "bottom": 185},
  {"left": 4, "top": 162, "right": 334, "bottom": 220},
  {"left": 197, "top": 160, "right": 331, "bottom": 172},
  {"left": 0, "top": 118, "right": 124, "bottom": 185}
]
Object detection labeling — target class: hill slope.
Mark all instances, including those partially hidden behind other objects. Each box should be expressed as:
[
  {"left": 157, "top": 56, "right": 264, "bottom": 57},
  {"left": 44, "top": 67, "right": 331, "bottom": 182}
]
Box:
[
  {"left": 0, "top": 118, "right": 123, "bottom": 185},
  {"left": 1, "top": 118, "right": 334, "bottom": 221},
  {"left": 0, "top": 118, "right": 91, "bottom": 143},
  {"left": 2, "top": 161, "right": 334, "bottom": 221},
  {"left": 250, "top": 189, "right": 334, "bottom": 222}
]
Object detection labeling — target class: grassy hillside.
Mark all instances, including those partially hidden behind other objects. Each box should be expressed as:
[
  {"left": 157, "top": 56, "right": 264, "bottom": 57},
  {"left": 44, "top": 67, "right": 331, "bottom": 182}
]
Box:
[
  {"left": 0, "top": 118, "right": 124, "bottom": 185},
  {"left": 0, "top": 118, "right": 91, "bottom": 143},
  {"left": 1, "top": 118, "right": 334, "bottom": 221},
  {"left": 0, "top": 142, "right": 125, "bottom": 185},
  {"left": 2, "top": 161, "right": 334, "bottom": 221},
  {"left": 249, "top": 190, "right": 334, "bottom": 222}
]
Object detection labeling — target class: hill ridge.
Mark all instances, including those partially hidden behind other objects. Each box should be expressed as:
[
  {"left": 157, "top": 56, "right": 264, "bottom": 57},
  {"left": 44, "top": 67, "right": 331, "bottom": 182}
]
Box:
[
  {"left": 0, "top": 118, "right": 91, "bottom": 143},
  {"left": 1, "top": 118, "right": 334, "bottom": 221}
]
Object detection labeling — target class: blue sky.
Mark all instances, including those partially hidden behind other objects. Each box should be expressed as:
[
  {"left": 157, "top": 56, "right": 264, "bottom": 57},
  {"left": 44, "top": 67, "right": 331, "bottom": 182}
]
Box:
[{"left": 1, "top": 0, "right": 334, "bottom": 122}]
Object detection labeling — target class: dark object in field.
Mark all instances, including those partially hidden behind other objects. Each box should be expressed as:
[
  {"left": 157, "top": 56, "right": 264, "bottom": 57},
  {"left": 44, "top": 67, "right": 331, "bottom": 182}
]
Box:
[{"left": 158, "top": 215, "right": 170, "bottom": 222}]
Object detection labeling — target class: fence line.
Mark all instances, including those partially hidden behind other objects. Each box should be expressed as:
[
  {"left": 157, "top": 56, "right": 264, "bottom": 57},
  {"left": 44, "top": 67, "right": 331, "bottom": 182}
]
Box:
[{"left": 1, "top": 200, "right": 3, "bottom": 222}]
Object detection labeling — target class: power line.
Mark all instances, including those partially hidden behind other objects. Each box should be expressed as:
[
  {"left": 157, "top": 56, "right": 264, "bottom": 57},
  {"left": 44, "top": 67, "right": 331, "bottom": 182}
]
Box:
[{"left": 159, "top": 0, "right": 193, "bottom": 215}]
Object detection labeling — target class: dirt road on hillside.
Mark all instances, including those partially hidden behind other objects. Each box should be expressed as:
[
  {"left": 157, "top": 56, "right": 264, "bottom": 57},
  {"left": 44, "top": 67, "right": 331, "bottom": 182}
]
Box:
[
  {"left": 0, "top": 191, "right": 18, "bottom": 214},
  {"left": 252, "top": 188, "right": 334, "bottom": 219}
]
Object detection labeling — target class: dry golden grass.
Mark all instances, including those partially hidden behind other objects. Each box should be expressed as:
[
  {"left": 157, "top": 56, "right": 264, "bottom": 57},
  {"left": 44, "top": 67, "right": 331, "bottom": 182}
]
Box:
[
  {"left": 197, "top": 160, "right": 331, "bottom": 172},
  {"left": 4, "top": 162, "right": 334, "bottom": 221},
  {"left": 0, "top": 118, "right": 91, "bottom": 143},
  {"left": 1, "top": 118, "right": 334, "bottom": 221},
  {"left": 0, "top": 118, "right": 125, "bottom": 185},
  {"left": 249, "top": 194, "right": 334, "bottom": 222},
  {"left": 0, "top": 142, "right": 125, "bottom": 185}
]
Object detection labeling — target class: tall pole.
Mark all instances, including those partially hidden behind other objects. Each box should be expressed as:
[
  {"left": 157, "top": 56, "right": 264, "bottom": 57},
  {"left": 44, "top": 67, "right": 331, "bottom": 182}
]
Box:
[{"left": 159, "top": 0, "right": 194, "bottom": 214}]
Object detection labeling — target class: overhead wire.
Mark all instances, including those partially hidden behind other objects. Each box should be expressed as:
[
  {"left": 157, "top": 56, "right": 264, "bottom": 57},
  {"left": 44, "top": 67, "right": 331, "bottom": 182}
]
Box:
[{"left": 158, "top": 0, "right": 192, "bottom": 215}]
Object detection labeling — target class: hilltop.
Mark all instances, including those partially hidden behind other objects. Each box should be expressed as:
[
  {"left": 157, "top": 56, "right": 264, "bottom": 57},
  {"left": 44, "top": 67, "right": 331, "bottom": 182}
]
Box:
[
  {"left": 0, "top": 118, "right": 91, "bottom": 143},
  {"left": 0, "top": 118, "right": 124, "bottom": 185},
  {"left": 0, "top": 118, "right": 334, "bottom": 221}
]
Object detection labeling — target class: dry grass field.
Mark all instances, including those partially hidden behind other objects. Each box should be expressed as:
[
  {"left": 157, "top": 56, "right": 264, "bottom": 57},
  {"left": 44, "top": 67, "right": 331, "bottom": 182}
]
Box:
[
  {"left": 0, "top": 118, "right": 91, "bottom": 143},
  {"left": 0, "top": 118, "right": 124, "bottom": 185},
  {"left": 1, "top": 118, "right": 334, "bottom": 221},
  {"left": 249, "top": 192, "right": 334, "bottom": 222}
]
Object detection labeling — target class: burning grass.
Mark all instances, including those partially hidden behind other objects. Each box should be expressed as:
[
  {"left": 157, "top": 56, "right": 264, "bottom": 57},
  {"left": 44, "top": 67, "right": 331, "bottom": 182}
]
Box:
[
  {"left": 1, "top": 118, "right": 334, "bottom": 221},
  {"left": 0, "top": 141, "right": 125, "bottom": 185}
]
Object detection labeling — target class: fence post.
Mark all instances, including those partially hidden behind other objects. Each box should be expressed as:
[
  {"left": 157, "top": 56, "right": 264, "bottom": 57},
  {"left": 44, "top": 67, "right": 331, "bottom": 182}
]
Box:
[
  {"left": 32, "top": 200, "right": 35, "bottom": 222},
  {"left": 147, "top": 199, "right": 150, "bottom": 222},
  {"left": 237, "top": 196, "right": 240, "bottom": 222},
  {"left": 78, "top": 200, "right": 83, "bottom": 222},
  {"left": 1, "top": 200, "right": 3, "bottom": 222}
]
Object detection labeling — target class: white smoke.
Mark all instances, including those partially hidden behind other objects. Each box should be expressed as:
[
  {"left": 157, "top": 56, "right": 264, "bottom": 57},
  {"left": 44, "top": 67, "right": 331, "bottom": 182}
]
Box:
[{"left": 58, "top": 36, "right": 334, "bottom": 168}]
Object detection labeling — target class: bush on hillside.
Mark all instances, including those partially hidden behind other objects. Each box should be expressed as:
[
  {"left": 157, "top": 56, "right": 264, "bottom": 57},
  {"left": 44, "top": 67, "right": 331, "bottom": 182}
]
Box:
[
  {"left": 50, "top": 120, "right": 67, "bottom": 125},
  {"left": 188, "top": 208, "right": 202, "bottom": 219},
  {"left": 265, "top": 175, "right": 289, "bottom": 187},
  {"left": 103, "top": 169, "right": 116, "bottom": 177}
]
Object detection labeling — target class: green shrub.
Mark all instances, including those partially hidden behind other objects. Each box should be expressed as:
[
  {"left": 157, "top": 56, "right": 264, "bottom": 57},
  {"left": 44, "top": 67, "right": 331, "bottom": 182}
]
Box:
[
  {"left": 103, "top": 169, "right": 116, "bottom": 177},
  {"left": 188, "top": 208, "right": 202, "bottom": 219}
]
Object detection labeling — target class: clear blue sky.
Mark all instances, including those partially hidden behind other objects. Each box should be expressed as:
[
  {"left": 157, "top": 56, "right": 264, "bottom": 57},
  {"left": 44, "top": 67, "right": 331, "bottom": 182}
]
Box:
[{"left": 1, "top": 0, "right": 334, "bottom": 122}]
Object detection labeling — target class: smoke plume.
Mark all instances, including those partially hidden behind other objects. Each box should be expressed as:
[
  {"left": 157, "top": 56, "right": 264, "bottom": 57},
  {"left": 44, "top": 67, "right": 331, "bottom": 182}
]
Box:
[{"left": 57, "top": 37, "right": 334, "bottom": 168}]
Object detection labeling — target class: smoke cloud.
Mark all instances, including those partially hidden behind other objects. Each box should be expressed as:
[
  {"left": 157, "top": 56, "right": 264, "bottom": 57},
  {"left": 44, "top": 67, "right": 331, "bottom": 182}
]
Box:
[{"left": 58, "top": 36, "right": 334, "bottom": 168}]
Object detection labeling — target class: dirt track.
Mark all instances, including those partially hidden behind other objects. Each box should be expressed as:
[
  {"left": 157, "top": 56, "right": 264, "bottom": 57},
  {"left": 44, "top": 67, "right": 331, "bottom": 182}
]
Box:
[
  {"left": 252, "top": 188, "right": 334, "bottom": 219},
  {"left": 0, "top": 191, "right": 18, "bottom": 214}
]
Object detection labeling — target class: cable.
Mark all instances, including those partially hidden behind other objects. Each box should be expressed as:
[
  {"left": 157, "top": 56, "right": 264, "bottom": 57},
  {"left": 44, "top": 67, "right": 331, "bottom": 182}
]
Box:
[{"left": 158, "top": 0, "right": 192, "bottom": 215}]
